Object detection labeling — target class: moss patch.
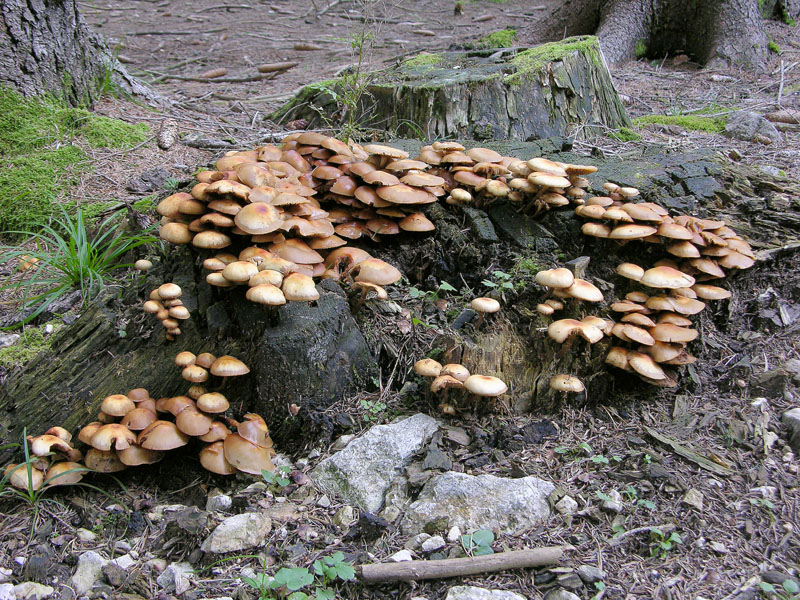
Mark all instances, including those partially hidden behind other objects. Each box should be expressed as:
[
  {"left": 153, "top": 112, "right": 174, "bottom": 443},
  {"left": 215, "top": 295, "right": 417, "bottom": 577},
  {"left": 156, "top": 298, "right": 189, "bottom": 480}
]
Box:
[
  {"left": 634, "top": 114, "right": 727, "bottom": 134},
  {"left": 0, "top": 323, "right": 60, "bottom": 370},
  {"left": 609, "top": 127, "right": 642, "bottom": 142},
  {"left": 768, "top": 40, "right": 781, "bottom": 53},
  {"left": 0, "top": 88, "right": 151, "bottom": 233},
  {"left": 478, "top": 28, "right": 517, "bottom": 49},
  {"left": 506, "top": 36, "right": 601, "bottom": 84},
  {"left": 403, "top": 52, "right": 443, "bottom": 68}
]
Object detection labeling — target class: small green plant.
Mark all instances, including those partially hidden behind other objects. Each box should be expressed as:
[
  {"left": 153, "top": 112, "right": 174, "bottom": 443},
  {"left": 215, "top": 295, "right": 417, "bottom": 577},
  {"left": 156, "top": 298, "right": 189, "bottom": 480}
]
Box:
[
  {"left": 749, "top": 497, "right": 777, "bottom": 523},
  {"left": 460, "top": 529, "right": 495, "bottom": 556},
  {"left": 360, "top": 398, "right": 387, "bottom": 422},
  {"left": 481, "top": 270, "right": 514, "bottom": 300},
  {"left": 408, "top": 280, "right": 457, "bottom": 302},
  {"left": 768, "top": 39, "right": 781, "bottom": 53},
  {"left": 0, "top": 206, "right": 157, "bottom": 328},
  {"left": 243, "top": 552, "right": 355, "bottom": 600},
  {"left": 621, "top": 485, "right": 656, "bottom": 510},
  {"left": 609, "top": 127, "right": 642, "bottom": 142},
  {"left": 759, "top": 579, "right": 800, "bottom": 599},
  {"left": 649, "top": 527, "right": 682, "bottom": 559},
  {"left": 261, "top": 466, "right": 292, "bottom": 492},
  {"left": 635, "top": 40, "right": 647, "bottom": 59}
]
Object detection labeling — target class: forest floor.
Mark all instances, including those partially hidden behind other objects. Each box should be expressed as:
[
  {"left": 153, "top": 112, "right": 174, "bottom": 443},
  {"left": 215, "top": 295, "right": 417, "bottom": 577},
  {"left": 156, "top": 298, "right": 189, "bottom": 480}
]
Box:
[{"left": 1, "top": 0, "right": 800, "bottom": 599}]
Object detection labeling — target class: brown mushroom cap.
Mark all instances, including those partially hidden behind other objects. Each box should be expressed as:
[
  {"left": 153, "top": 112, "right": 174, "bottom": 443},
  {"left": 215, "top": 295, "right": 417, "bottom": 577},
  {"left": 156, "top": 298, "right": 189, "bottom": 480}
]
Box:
[
  {"left": 200, "top": 441, "right": 237, "bottom": 475},
  {"left": 158, "top": 283, "right": 182, "bottom": 300},
  {"left": 223, "top": 434, "right": 275, "bottom": 475},
  {"left": 548, "top": 319, "right": 583, "bottom": 343},
  {"left": 175, "top": 351, "right": 197, "bottom": 368},
  {"left": 118, "top": 445, "right": 164, "bottom": 466},
  {"left": 199, "top": 421, "right": 231, "bottom": 443},
  {"left": 176, "top": 408, "right": 213, "bottom": 436},
  {"left": 222, "top": 261, "right": 259, "bottom": 283},
  {"left": 628, "top": 352, "right": 667, "bottom": 380},
  {"left": 535, "top": 268, "right": 575, "bottom": 289},
  {"left": 159, "top": 222, "right": 193, "bottom": 245},
  {"left": 90, "top": 424, "right": 137, "bottom": 451},
  {"left": 608, "top": 224, "right": 658, "bottom": 240},
  {"left": 282, "top": 272, "right": 320, "bottom": 302},
  {"left": 44, "top": 461, "right": 86, "bottom": 486},
  {"left": 605, "top": 347, "right": 630, "bottom": 371},
  {"left": 430, "top": 375, "right": 464, "bottom": 393},
  {"left": 5, "top": 463, "right": 44, "bottom": 490},
  {"left": 399, "top": 212, "right": 435, "bottom": 232},
  {"left": 27, "top": 434, "right": 73, "bottom": 457},
  {"left": 550, "top": 374, "right": 585, "bottom": 393},
  {"left": 138, "top": 421, "right": 190, "bottom": 450},
  {"left": 692, "top": 284, "right": 732, "bottom": 300},
  {"left": 650, "top": 323, "right": 698, "bottom": 343},
  {"left": 414, "top": 358, "right": 442, "bottom": 377},
  {"left": 616, "top": 263, "right": 645, "bottom": 281},
  {"left": 85, "top": 449, "right": 127, "bottom": 473},
  {"left": 210, "top": 355, "right": 250, "bottom": 377},
  {"left": 197, "top": 392, "right": 230, "bottom": 414},
  {"left": 182, "top": 364, "right": 210, "bottom": 383},
  {"left": 195, "top": 353, "right": 217, "bottom": 369},
  {"left": 463, "top": 375, "right": 508, "bottom": 397},
  {"left": 121, "top": 408, "right": 157, "bottom": 431},
  {"left": 353, "top": 258, "right": 402, "bottom": 286},
  {"left": 640, "top": 266, "right": 696, "bottom": 290},
  {"left": 470, "top": 297, "right": 500, "bottom": 314},
  {"left": 247, "top": 283, "right": 287, "bottom": 306},
  {"left": 234, "top": 202, "right": 283, "bottom": 235},
  {"left": 565, "top": 279, "right": 604, "bottom": 303},
  {"left": 99, "top": 394, "right": 135, "bottom": 417},
  {"left": 440, "top": 364, "right": 470, "bottom": 382}
]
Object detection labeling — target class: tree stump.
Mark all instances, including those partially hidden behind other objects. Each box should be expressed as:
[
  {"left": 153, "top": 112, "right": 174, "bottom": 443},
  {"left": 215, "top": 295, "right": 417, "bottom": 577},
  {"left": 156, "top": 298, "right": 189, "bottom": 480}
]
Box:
[{"left": 273, "top": 36, "right": 630, "bottom": 141}]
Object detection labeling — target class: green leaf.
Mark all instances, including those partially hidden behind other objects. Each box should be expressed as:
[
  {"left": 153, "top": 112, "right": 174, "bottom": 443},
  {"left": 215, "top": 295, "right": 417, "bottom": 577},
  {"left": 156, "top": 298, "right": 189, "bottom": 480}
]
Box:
[
  {"left": 638, "top": 499, "right": 656, "bottom": 510},
  {"left": 782, "top": 580, "right": 799, "bottom": 594},
  {"left": 438, "top": 281, "right": 456, "bottom": 292},
  {"left": 272, "top": 567, "right": 313, "bottom": 591},
  {"left": 579, "top": 442, "right": 593, "bottom": 453},
  {"left": 472, "top": 529, "right": 494, "bottom": 546},
  {"left": 315, "top": 589, "right": 335, "bottom": 600},
  {"left": 758, "top": 582, "right": 776, "bottom": 593},
  {"left": 591, "top": 455, "right": 609, "bottom": 464},
  {"left": 288, "top": 592, "right": 309, "bottom": 600},
  {"left": 472, "top": 545, "right": 495, "bottom": 556},
  {"left": 334, "top": 563, "right": 356, "bottom": 581},
  {"left": 596, "top": 491, "right": 612, "bottom": 502},
  {"left": 481, "top": 280, "right": 497, "bottom": 288}
]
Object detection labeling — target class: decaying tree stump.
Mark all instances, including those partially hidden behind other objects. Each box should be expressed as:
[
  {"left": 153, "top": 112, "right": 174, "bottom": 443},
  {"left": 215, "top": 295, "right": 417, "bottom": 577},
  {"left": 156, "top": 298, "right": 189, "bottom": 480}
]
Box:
[{"left": 273, "top": 36, "right": 630, "bottom": 141}]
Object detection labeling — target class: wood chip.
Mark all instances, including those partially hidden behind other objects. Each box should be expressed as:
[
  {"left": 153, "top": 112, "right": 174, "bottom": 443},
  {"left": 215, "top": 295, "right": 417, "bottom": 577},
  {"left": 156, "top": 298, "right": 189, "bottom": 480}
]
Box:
[
  {"left": 198, "top": 68, "right": 228, "bottom": 79},
  {"left": 412, "top": 29, "right": 436, "bottom": 36},
  {"left": 294, "top": 43, "right": 323, "bottom": 51},
  {"left": 257, "top": 61, "right": 299, "bottom": 73}
]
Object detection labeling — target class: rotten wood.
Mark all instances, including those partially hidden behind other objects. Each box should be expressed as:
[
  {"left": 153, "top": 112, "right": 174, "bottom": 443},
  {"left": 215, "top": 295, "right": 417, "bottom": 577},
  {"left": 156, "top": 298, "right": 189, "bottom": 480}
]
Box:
[{"left": 357, "top": 546, "right": 570, "bottom": 583}]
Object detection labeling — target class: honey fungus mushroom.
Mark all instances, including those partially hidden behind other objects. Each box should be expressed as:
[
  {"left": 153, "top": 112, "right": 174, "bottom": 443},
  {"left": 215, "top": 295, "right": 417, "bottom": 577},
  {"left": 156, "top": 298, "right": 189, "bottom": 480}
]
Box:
[{"left": 471, "top": 297, "right": 500, "bottom": 329}]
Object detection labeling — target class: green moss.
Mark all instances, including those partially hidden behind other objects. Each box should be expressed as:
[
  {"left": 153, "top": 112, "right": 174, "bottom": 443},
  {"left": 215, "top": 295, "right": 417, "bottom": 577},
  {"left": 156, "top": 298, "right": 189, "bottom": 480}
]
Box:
[
  {"left": 634, "top": 114, "right": 727, "bottom": 133},
  {"left": 478, "top": 28, "right": 517, "bottom": 49},
  {"left": 0, "top": 88, "right": 151, "bottom": 233},
  {"left": 768, "top": 40, "right": 781, "bottom": 53},
  {"left": 635, "top": 40, "right": 648, "bottom": 59},
  {"left": 506, "top": 36, "right": 600, "bottom": 84},
  {"left": 403, "top": 52, "right": 443, "bottom": 68},
  {"left": 609, "top": 127, "right": 642, "bottom": 142},
  {"left": 0, "top": 323, "right": 60, "bottom": 370}
]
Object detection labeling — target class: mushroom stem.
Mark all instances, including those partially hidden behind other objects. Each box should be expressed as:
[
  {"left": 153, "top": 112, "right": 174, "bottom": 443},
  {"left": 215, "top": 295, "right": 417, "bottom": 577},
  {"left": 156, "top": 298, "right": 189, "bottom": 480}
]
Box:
[
  {"left": 555, "top": 331, "right": 578, "bottom": 360},
  {"left": 474, "top": 313, "right": 485, "bottom": 330}
]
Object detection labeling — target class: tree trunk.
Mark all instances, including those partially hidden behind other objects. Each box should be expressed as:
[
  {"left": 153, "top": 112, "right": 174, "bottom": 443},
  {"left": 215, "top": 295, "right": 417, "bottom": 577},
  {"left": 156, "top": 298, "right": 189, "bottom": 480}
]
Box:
[
  {"left": 274, "top": 37, "right": 630, "bottom": 141},
  {"left": 537, "top": 0, "right": 768, "bottom": 69},
  {"left": 0, "top": 0, "right": 159, "bottom": 106}
]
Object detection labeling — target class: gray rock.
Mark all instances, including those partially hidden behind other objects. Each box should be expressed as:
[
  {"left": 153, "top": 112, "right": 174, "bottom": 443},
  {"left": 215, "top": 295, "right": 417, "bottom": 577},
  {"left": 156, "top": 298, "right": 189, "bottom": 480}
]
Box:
[
  {"left": 110, "top": 554, "right": 135, "bottom": 570},
  {"left": 70, "top": 551, "right": 107, "bottom": 595},
  {"left": 421, "top": 535, "right": 446, "bottom": 552},
  {"left": 544, "top": 590, "right": 581, "bottom": 600},
  {"left": 725, "top": 111, "right": 782, "bottom": 145},
  {"left": 201, "top": 513, "right": 272, "bottom": 554},
  {"left": 390, "top": 550, "right": 414, "bottom": 562},
  {"left": 0, "top": 334, "right": 20, "bottom": 349},
  {"left": 445, "top": 586, "right": 527, "bottom": 600},
  {"left": 0, "top": 570, "right": 10, "bottom": 584},
  {"left": 401, "top": 471, "right": 554, "bottom": 534},
  {"left": 126, "top": 168, "right": 171, "bottom": 194},
  {"left": 600, "top": 489, "right": 623, "bottom": 514},
  {"left": 783, "top": 407, "right": 800, "bottom": 451},
  {"left": 12, "top": 582, "right": 54, "bottom": 600},
  {"left": 554, "top": 495, "right": 578, "bottom": 516},
  {"left": 682, "top": 488, "right": 704, "bottom": 511},
  {"left": 405, "top": 533, "right": 431, "bottom": 550},
  {"left": 312, "top": 414, "right": 440, "bottom": 512},
  {"left": 206, "top": 489, "right": 232, "bottom": 513},
  {"left": 0, "top": 583, "right": 13, "bottom": 600},
  {"left": 156, "top": 562, "right": 193, "bottom": 595},
  {"left": 332, "top": 505, "right": 355, "bottom": 527},
  {"left": 102, "top": 562, "right": 127, "bottom": 587},
  {"left": 75, "top": 529, "right": 97, "bottom": 543},
  {"left": 577, "top": 565, "right": 605, "bottom": 583},
  {"left": 446, "top": 526, "right": 462, "bottom": 543},
  {"left": 565, "top": 256, "right": 590, "bottom": 279}
]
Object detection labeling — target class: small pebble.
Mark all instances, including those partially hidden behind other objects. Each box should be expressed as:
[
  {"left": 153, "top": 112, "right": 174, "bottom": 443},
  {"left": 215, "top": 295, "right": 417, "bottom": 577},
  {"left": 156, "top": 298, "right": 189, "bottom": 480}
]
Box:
[{"left": 420, "top": 535, "right": 446, "bottom": 552}]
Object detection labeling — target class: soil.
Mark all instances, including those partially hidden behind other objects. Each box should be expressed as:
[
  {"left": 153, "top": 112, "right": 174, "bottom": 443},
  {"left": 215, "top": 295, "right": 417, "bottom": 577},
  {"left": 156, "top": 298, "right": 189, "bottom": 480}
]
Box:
[{"left": 1, "top": 1, "right": 799, "bottom": 600}]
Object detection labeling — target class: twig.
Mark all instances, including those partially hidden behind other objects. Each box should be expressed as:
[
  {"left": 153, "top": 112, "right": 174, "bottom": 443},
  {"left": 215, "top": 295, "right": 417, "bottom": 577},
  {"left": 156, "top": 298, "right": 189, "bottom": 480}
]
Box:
[
  {"left": 357, "top": 546, "right": 571, "bottom": 583},
  {"left": 151, "top": 72, "right": 279, "bottom": 83},
  {"left": 607, "top": 523, "right": 675, "bottom": 547},
  {"left": 306, "top": 0, "right": 344, "bottom": 17},
  {"left": 129, "top": 28, "right": 225, "bottom": 36},
  {"left": 778, "top": 59, "right": 785, "bottom": 107},
  {"left": 196, "top": 3, "right": 252, "bottom": 11}
]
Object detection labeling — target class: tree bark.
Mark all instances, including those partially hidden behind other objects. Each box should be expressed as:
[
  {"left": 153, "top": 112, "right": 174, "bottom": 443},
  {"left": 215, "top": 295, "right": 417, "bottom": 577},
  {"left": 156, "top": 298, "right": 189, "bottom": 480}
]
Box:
[
  {"left": 537, "top": 0, "right": 769, "bottom": 69},
  {"left": 0, "top": 0, "right": 159, "bottom": 106}
]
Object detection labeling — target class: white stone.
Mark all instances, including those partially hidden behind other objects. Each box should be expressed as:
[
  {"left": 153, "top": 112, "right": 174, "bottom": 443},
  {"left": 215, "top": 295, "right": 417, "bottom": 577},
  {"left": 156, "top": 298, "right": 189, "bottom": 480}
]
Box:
[
  {"left": 555, "top": 495, "right": 578, "bottom": 515},
  {"left": 156, "top": 562, "right": 193, "bottom": 595},
  {"left": 311, "top": 414, "right": 440, "bottom": 512},
  {"left": 201, "top": 513, "right": 272, "bottom": 554},
  {"left": 0, "top": 334, "right": 20, "bottom": 349},
  {"left": 544, "top": 590, "right": 581, "bottom": 600},
  {"left": 421, "top": 535, "right": 446, "bottom": 552},
  {"left": 111, "top": 554, "right": 136, "bottom": 570},
  {"left": 0, "top": 583, "right": 13, "bottom": 600},
  {"left": 76, "top": 528, "right": 97, "bottom": 542},
  {"left": 13, "top": 582, "right": 54, "bottom": 600},
  {"left": 600, "top": 490, "right": 624, "bottom": 514},
  {"left": 444, "top": 585, "right": 527, "bottom": 600},
  {"left": 446, "top": 526, "right": 462, "bottom": 543},
  {"left": 404, "top": 533, "right": 431, "bottom": 550},
  {"left": 206, "top": 490, "right": 233, "bottom": 512},
  {"left": 390, "top": 550, "right": 414, "bottom": 562},
  {"left": 0, "top": 569, "right": 11, "bottom": 584},
  {"left": 401, "top": 471, "right": 554, "bottom": 535},
  {"left": 681, "top": 489, "right": 704, "bottom": 511},
  {"left": 71, "top": 551, "right": 107, "bottom": 595},
  {"left": 331, "top": 434, "right": 355, "bottom": 451}
]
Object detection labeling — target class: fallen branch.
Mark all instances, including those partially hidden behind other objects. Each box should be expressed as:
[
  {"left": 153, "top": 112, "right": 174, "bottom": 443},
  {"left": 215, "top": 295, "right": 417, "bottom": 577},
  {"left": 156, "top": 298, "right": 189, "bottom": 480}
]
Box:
[
  {"left": 151, "top": 72, "right": 279, "bottom": 83},
  {"left": 357, "top": 546, "right": 570, "bottom": 583},
  {"left": 608, "top": 524, "right": 675, "bottom": 547}
]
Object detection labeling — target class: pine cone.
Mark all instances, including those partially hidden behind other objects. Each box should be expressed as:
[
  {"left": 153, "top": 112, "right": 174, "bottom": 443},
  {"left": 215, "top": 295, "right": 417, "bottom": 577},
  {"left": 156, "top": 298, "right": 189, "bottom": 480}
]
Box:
[{"left": 157, "top": 119, "right": 178, "bottom": 150}]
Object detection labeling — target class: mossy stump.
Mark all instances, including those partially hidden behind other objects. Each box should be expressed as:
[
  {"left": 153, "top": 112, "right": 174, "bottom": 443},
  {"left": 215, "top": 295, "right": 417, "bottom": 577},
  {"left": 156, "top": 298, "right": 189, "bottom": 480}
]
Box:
[{"left": 273, "top": 36, "right": 630, "bottom": 140}]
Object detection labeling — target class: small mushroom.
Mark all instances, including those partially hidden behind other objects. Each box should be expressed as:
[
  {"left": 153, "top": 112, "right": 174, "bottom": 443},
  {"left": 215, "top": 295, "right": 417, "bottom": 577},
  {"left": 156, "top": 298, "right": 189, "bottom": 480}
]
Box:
[{"left": 470, "top": 297, "right": 500, "bottom": 329}]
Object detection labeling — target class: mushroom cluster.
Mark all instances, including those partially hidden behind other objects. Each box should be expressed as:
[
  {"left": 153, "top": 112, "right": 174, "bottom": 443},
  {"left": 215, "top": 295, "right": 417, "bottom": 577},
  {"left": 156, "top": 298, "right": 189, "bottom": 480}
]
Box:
[
  {"left": 413, "top": 358, "right": 508, "bottom": 414},
  {"left": 4, "top": 428, "right": 85, "bottom": 491},
  {"left": 535, "top": 267, "right": 604, "bottom": 312},
  {"left": 142, "top": 282, "right": 188, "bottom": 341},
  {"left": 2, "top": 352, "right": 277, "bottom": 491}
]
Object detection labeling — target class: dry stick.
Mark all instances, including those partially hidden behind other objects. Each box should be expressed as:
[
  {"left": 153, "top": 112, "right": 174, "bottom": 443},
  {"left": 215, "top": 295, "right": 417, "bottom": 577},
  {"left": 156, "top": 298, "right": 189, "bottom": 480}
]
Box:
[
  {"left": 151, "top": 72, "right": 279, "bottom": 83},
  {"left": 607, "top": 523, "right": 675, "bottom": 547},
  {"left": 129, "top": 27, "right": 226, "bottom": 36},
  {"left": 778, "top": 60, "right": 785, "bottom": 107},
  {"left": 357, "top": 546, "right": 570, "bottom": 583}
]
